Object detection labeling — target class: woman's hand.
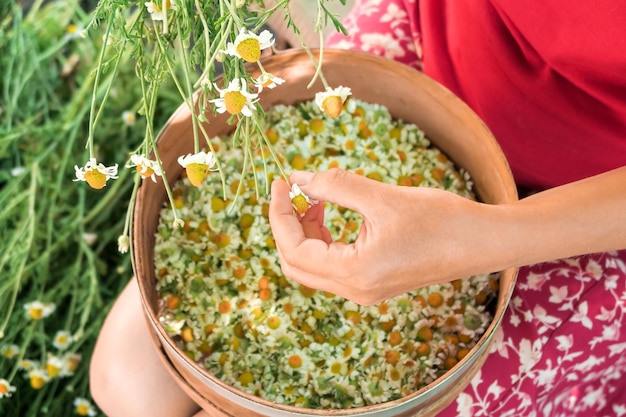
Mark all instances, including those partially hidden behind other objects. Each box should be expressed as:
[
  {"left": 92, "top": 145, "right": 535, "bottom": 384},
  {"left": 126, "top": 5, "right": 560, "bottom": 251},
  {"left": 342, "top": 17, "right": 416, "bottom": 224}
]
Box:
[
  {"left": 269, "top": 167, "right": 626, "bottom": 305},
  {"left": 269, "top": 169, "right": 508, "bottom": 305}
]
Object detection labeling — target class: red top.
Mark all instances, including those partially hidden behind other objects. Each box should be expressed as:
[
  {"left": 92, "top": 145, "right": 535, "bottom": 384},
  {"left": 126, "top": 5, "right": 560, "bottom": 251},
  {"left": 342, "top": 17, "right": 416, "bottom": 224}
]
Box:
[{"left": 419, "top": 1, "right": 626, "bottom": 189}]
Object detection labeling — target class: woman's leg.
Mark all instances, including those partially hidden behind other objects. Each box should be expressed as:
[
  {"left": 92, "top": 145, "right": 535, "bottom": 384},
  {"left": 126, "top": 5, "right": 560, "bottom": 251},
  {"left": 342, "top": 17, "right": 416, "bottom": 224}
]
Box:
[{"left": 90, "top": 278, "right": 205, "bottom": 417}]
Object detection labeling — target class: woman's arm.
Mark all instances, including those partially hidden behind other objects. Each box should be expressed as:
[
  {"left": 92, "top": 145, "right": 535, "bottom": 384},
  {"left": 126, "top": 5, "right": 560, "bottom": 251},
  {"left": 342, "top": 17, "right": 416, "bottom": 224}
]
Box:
[{"left": 269, "top": 167, "right": 626, "bottom": 305}]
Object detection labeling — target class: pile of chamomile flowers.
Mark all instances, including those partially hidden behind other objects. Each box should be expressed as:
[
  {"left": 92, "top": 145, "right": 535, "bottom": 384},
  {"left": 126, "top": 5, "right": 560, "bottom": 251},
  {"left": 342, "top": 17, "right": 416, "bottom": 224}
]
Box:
[{"left": 153, "top": 98, "right": 497, "bottom": 409}]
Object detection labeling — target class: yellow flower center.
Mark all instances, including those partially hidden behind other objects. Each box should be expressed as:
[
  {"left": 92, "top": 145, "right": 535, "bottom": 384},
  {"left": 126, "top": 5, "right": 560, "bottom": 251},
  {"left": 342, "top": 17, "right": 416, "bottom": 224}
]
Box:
[
  {"left": 309, "top": 118, "right": 325, "bottom": 133},
  {"left": 45, "top": 363, "right": 61, "bottom": 378},
  {"left": 185, "top": 163, "right": 209, "bottom": 186},
  {"left": 291, "top": 194, "right": 309, "bottom": 215},
  {"left": 330, "top": 362, "right": 342, "bottom": 374},
  {"left": 237, "top": 371, "right": 254, "bottom": 386},
  {"left": 218, "top": 300, "right": 231, "bottom": 314},
  {"left": 223, "top": 91, "right": 247, "bottom": 115},
  {"left": 236, "top": 38, "right": 261, "bottom": 63},
  {"left": 288, "top": 354, "right": 302, "bottom": 368},
  {"left": 343, "top": 346, "right": 353, "bottom": 358},
  {"left": 137, "top": 164, "right": 155, "bottom": 179},
  {"left": 28, "top": 307, "right": 43, "bottom": 320},
  {"left": 123, "top": 112, "right": 136, "bottom": 125},
  {"left": 321, "top": 96, "right": 344, "bottom": 118},
  {"left": 0, "top": 383, "right": 8, "bottom": 395},
  {"left": 76, "top": 404, "right": 90, "bottom": 416},
  {"left": 267, "top": 316, "right": 281, "bottom": 330},
  {"left": 84, "top": 169, "right": 107, "bottom": 189},
  {"left": 290, "top": 154, "right": 306, "bottom": 170},
  {"left": 65, "top": 355, "right": 81, "bottom": 372},
  {"left": 212, "top": 232, "right": 231, "bottom": 248},
  {"left": 378, "top": 302, "right": 389, "bottom": 315},
  {"left": 30, "top": 375, "right": 46, "bottom": 389}
]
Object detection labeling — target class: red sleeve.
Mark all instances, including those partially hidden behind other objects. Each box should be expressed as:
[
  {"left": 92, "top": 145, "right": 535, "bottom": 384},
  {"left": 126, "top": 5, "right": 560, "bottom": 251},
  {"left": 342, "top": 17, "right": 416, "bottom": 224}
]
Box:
[{"left": 419, "top": 0, "right": 626, "bottom": 189}]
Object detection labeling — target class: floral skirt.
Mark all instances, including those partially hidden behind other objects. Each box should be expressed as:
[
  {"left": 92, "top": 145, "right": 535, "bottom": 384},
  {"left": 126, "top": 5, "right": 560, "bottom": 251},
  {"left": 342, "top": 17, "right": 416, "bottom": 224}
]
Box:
[{"left": 327, "top": 1, "right": 626, "bottom": 415}]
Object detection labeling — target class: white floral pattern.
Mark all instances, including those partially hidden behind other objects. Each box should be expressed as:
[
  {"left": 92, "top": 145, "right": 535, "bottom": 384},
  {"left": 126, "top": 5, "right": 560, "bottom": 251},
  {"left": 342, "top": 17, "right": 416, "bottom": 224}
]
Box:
[
  {"left": 438, "top": 251, "right": 626, "bottom": 417},
  {"left": 327, "top": 0, "right": 423, "bottom": 69},
  {"left": 328, "top": 0, "right": 626, "bottom": 414}
]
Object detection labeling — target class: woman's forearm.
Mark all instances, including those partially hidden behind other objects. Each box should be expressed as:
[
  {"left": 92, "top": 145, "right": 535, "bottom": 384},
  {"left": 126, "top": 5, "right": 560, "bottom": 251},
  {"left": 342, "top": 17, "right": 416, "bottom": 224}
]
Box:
[
  {"left": 269, "top": 167, "right": 626, "bottom": 304},
  {"left": 490, "top": 166, "right": 626, "bottom": 270}
]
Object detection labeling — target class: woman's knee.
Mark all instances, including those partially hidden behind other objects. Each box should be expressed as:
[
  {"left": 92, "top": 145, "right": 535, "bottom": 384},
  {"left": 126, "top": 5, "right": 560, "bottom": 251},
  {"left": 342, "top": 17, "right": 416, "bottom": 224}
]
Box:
[{"left": 89, "top": 279, "right": 200, "bottom": 416}]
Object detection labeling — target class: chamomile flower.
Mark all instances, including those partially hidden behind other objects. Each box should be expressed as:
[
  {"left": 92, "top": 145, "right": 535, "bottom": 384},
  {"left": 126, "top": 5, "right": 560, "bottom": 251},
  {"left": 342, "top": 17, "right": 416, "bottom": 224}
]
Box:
[
  {"left": 145, "top": 0, "right": 177, "bottom": 21},
  {"left": 64, "top": 23, "right": 85, "bottom": 40},
  {"left": 289, "top": 184, "right": 318, "bottom": 216},
  {"left": 117, "top": 235, "right": 130, "bottom": 253},
  {"left": 255, "top": 72, "right": 285, "bottom": 90},
  {"left": 223, "top": 29, "right": 275, "bottom": 63},
  {"left": 315, "top": 86, "right": 352, "bottom": 118},
  {"left": 283, "top": 349, "right": 315, "bottom": 375},
  {"left": 61, "top": 353, "right": 82, "bottom": 376},
  {"left": 0, "top": 379, "right": 16, "bottom": 398},
  {"left": 74, "top": 158, "right": 119, "bottom": 189},
  {"left": 44, "top": 355, "right": 65, "bottom": 378},
  {"left": 24, "top": 301, "right": 55, "bottom": 320},
  {"left": 122, "top": 110, "right": 136, "bottom": 126},
  {"left": 172, "top": 218, "right": 185, "bottom": 229},
  {"left": 210, "top": 78, "right": 259, "bottom": 117},
  {"left": 0, "top": 344, "right": 19, "bottom": 359},
  {"left": 52, "top": 331, "right": 73, "bottom": 351},
  {"left": 160, "top": 312, "right": 186, "bottom": 335},
  {"left": 178, "top": 151, "right": 216, "bottom": 186},
  {"left": 18, "top": 359, "right": 38, "bottom": 371},
  {"left": 327, "top": 357, "right": 350, "bottom": 377},
  {"left": 361, "top": 377, "right": 390, "bottom": 405},
  {"left": 82, "top": 233, "right": 97, "bottom": 246},
  {"left": 10, "top": 166, "right": 25, "bottom": 176},
  {"left": 28, "top": 368, "right": 49, "bottom": 390},
  {"left": 126, "top": 154, "right": 162, "bottom": 182},
  {"left": 73, "top": 397, "right": 97, "bottom": 416}
]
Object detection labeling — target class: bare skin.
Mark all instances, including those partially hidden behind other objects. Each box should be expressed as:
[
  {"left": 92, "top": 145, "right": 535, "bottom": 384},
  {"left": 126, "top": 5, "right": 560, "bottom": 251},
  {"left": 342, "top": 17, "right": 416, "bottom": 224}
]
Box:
[
  {"left": 269, "top": 167, "right": 626, "bottom": 305},
  {"left": 90, "top": 279, "right": 210, "bottom": 417}
]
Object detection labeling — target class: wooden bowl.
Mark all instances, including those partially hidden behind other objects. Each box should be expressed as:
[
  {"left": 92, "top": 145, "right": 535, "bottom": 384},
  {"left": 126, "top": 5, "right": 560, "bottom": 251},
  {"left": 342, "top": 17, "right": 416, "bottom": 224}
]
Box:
[{"left": 132, "top": 49, "right": 518, "bottom": 417}]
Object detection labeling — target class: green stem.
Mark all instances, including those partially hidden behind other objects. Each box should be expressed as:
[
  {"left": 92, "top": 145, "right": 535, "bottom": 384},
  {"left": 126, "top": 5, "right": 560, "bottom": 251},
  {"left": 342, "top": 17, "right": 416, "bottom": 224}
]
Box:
[
  {"left": 194, "top": 17, "right": 234, "bottom": 87},
  {"left": 0, "top": 163, "right": 38, "bottom": 339},
  {"left": 176, "top": 24, "right": 200, "bottom": 154},
  {"left": 86, "top": 11, "right": 115, "bottom": 157},
  {"left": 251, "top": 113, "right": 289, "bottom": 182},
  {"left": 71, "top": 243, "right": 99, "bottom": 343},
  {"left": 194, "top": 0, "right": 212, "bottom": 79},
  {"left": 138, "top": 62, "right": 182, "bottom": 228},
  {"left": 162, "top": 0, "right": 169, "bottom": 34}
]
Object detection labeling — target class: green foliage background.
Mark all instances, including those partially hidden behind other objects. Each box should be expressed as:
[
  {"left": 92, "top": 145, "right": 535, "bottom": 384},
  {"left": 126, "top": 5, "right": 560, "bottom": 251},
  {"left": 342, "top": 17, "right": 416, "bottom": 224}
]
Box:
[{"left": 0, "top": 1, "right": 180, "bottom": 415}]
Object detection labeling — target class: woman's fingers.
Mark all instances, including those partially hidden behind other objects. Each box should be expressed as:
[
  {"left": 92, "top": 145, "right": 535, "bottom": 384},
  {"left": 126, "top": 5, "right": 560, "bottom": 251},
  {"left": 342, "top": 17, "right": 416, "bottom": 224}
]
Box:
[
  {"left": 269, "top": 178, "right": 356, "bottom": 282},
  {"left": 290, "top": 168, "right": 384, "bottom": 214},
  {"left": 299, "top": 197, "right": 332, "bottom": 244}
]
